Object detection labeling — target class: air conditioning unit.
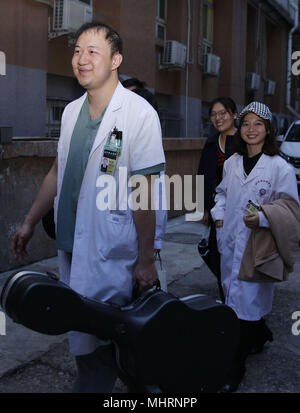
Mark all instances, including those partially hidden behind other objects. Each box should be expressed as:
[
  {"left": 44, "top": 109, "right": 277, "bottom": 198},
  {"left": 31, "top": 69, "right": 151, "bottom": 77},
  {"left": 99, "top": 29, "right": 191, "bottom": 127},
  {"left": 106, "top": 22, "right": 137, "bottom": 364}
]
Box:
[
  {"left": 162, "top": 41, "right": 187, "bottom": 68},
  {"left": 203, "top": 53, "right": 221, "bottom": 76},
  {"left": 246, "top": 72, "right": 261, "bottom": 91},
  {"left": 53, "top": 0, "right": 93, "bottom": 32},
  {"left": 264, "top": 79, "right": 276, "bottom": 96}
]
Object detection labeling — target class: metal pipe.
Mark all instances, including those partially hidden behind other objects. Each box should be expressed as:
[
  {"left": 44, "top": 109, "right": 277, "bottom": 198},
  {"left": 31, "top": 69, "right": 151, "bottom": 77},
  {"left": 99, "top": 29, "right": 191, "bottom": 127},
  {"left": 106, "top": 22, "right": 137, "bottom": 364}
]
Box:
[
  {"left": 256, "top": 1, "right": 262, "bottom": 74},
  {"left": 185, "top": 0, "right": 192, "bottom": 137}
]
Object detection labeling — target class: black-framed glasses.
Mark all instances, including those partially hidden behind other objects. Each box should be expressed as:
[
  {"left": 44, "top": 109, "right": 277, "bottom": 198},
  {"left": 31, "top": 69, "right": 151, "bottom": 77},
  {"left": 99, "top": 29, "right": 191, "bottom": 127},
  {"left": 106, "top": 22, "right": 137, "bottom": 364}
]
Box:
[{"left": 210, "top": 110, "right": 228, "bottom": 119}]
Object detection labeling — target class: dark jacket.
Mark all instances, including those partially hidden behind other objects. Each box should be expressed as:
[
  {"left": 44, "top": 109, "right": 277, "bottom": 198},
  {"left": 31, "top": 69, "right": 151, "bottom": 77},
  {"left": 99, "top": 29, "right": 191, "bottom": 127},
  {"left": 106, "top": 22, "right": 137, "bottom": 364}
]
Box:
[{"left": 198, "top": 132, "right": 234, "bottom": 211}]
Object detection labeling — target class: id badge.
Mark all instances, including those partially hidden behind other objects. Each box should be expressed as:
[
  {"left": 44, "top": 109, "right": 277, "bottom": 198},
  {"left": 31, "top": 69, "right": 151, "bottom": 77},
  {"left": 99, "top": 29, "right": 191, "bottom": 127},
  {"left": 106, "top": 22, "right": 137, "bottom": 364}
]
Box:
[
  {"left": 101, "top": 149, "right": 117, "bottom": 174},
  {"left": 245, "top": 199, "right": 261, "bottom": 214},
  {"left": 100, "top": 128, "right": 123, "bottom": 174}
]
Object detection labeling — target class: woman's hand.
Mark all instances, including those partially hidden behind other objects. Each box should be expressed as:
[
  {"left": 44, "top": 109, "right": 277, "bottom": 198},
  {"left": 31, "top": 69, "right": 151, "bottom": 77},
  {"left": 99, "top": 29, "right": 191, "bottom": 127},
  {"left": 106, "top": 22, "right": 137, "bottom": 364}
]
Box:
[{"left": 243, "top": 213, "right": 259, "bottom": 229}]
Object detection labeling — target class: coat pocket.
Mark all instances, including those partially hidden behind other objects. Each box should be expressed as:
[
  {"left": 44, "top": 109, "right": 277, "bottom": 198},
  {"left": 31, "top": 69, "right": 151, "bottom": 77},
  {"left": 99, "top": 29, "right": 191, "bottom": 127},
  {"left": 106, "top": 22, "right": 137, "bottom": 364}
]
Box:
[{"left": 98, "top": 211, "right": 138, "bottom": 260}]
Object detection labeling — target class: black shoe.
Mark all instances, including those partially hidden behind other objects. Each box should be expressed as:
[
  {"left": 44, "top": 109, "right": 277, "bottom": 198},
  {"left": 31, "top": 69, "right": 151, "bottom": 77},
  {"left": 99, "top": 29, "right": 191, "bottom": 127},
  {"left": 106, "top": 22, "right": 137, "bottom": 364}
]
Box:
[
  {"left": 220, "top": 365, "right": 246, "bottom": 393},
  {"left": 248, "top": 319, "right": 273, "bottom": 355},
  {"left": 249, "top": 344, "right": 264, "bottom": 355}
]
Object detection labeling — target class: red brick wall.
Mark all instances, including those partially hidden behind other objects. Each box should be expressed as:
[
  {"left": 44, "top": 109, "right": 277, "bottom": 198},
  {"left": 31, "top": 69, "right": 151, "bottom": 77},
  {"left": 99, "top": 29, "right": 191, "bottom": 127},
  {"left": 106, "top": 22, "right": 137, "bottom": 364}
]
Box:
[{"left": 0, "top": 0, "right": 48, "bottom": 71}]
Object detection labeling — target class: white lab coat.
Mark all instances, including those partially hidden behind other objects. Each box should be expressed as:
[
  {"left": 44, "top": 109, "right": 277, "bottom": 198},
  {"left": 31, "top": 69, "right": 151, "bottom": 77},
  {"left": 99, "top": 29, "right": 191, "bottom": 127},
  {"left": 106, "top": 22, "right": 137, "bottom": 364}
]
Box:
[
  {"left": 54, "top": 82, "right": 165, "bottom": 355},
  {"left": 211, "top": 153, "right": 299, "bottom": 321},
  {"left": 154, "top": 171, "right": 168, "bottom": 250}
]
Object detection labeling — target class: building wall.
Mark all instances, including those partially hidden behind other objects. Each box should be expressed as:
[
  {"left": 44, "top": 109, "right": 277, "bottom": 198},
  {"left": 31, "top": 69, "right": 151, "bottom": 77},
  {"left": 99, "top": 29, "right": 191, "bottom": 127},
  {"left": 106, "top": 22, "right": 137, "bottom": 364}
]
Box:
[
  {"left": 0, "top": 0, "right": 48, "bottom": 137},
  {"left": 0, "top": 0, "right": 298, "bottom": 138},
  {"left": 265, "top": 17, "right": 289, "bottom": 114},
  {"left": 0, "top": 140, "right": 57, "bottom": 272},
  {"left": 0, "top": 0, "right": 48, "bottom": 71},
  {"left": 120, "top": 0, "right": 156, "bottom": 87},
  {"left": 0, "top": 65, "right": 47, "bottom": 136},
  {"left": 214, "top": 0, "right": 247, "bottom": 104}
]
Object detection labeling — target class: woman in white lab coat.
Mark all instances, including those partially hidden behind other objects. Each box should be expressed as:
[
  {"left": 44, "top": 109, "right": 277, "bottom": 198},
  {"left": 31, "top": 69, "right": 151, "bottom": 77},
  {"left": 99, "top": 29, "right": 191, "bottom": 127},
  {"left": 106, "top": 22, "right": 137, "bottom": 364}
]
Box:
[{"left": 211, "top": 102, "right": 299, "bottom": 392}]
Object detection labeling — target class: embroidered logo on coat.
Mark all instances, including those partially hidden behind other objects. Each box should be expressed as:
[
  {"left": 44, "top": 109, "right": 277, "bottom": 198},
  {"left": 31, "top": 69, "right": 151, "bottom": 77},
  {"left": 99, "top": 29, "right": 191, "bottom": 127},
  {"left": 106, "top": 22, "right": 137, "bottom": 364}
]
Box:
[
  {"left": 254, "top": 179, "right": 271, "bottom": 201},
  {"left": 259, "top": 188, "right": 267, "bottom": 197}
]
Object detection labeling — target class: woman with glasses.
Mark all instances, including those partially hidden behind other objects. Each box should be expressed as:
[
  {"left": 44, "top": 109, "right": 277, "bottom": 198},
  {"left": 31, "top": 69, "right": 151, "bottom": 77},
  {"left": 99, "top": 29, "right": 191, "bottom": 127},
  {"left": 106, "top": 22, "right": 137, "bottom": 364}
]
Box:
[{"left": 197, "top": 97, "right": 238, "bottom": 302}]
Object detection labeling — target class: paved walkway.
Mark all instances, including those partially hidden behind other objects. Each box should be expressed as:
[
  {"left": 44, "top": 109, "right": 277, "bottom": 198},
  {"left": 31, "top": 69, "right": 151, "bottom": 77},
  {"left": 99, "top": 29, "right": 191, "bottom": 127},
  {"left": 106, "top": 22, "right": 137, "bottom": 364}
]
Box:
[{"left": 0, "top": 215, "right": 299, "bottom": 393}]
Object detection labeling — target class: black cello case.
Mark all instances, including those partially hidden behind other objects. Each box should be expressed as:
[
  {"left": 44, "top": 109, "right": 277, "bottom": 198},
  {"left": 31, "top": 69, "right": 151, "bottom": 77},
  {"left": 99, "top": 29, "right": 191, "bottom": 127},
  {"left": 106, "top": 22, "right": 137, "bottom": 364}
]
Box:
[{"left": 0, "top": 270, "right": 239, "bottom": 393}]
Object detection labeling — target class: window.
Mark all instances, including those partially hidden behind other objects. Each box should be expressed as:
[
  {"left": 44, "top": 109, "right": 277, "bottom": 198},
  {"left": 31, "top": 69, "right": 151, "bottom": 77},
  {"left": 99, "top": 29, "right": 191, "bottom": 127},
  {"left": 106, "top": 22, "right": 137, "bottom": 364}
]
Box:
[
  {"left": 286, "top": 124, "right": 300, "bottom": 143},
  {"left": 78, "top": 0, "right": 92, "bottom": 5},
  {"left": 199, "top": 0, "right": 214, "bottom": 64},
  {"left": 156, "top": 0, "right": 167, "bottom": 42},
  {"left": 202, "top": 0, "right": 214, "bottom": 44},
  {"left": 46, "top": 99, "right": 69, "bottom": 138},
  {"left": 158, "top": 0, "right": 167, "bottom": 21}
]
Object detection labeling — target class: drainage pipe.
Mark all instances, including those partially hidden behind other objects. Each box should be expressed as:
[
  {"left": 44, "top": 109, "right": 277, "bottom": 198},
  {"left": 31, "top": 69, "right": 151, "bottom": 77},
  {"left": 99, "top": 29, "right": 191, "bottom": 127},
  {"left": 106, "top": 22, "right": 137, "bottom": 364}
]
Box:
[{"left": 185, "top": 0, "right": 192, "bottom": 137}]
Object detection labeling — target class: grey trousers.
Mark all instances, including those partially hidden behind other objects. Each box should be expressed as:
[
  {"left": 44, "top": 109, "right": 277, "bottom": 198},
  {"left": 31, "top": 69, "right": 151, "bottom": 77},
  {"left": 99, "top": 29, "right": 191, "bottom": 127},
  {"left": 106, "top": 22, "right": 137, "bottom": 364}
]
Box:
[{"left": 72, "top": 344, "right": 120, "bottom": 393}]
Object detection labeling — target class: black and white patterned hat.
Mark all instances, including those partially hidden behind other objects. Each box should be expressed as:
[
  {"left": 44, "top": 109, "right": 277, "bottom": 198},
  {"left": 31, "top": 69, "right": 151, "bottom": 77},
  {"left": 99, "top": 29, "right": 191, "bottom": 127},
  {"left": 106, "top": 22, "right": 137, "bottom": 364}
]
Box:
[{"left": 238, "top": 101, "right": 272, "bottom": 123}]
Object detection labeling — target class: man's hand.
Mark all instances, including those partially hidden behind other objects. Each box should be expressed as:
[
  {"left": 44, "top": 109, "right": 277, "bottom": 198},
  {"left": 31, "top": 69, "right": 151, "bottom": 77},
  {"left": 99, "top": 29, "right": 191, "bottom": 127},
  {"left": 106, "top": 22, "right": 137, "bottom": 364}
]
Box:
[
  {"left": 11, "top": 157, "right": 58, "bottom": 262},
  {"left": 132, "top": 257, "right": 158, "bottom": 292},
  {"left": 243, "top": 213, "right": 259, "bottom": 229},
  {"left": 132, "top": 174, "right": 158, "bottom": 293},
  {"left": 11, "top": 222, "right": 35, "bottom": 262}
]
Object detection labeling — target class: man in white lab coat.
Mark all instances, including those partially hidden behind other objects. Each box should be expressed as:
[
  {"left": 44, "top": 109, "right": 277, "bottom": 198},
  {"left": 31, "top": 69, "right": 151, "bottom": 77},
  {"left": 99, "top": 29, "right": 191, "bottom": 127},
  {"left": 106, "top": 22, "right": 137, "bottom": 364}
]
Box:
[{"left": 12, "top": 22, "right": 165, "bottom": 392}]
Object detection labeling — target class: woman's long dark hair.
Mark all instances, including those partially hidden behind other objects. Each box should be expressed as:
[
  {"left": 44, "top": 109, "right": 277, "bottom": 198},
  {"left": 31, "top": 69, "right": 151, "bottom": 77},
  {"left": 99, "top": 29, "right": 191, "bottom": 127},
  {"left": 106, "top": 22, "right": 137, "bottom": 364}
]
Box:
[{"left": 232, "top": 114, "right": 279, "bottom": 156}]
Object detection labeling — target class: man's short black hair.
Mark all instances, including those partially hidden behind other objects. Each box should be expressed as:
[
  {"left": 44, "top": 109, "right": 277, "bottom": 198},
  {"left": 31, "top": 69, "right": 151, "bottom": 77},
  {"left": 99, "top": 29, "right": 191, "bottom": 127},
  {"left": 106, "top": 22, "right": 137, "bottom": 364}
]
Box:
[{"left": 74, "top": 22, "right": 123, "bottom": 56}]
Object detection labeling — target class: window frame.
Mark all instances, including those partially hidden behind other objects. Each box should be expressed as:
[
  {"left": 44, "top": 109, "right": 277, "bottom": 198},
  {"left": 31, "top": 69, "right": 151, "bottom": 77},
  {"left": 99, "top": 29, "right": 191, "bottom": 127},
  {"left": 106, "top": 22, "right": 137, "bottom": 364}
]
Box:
[
  {"left": 202, "top": 0, "right": 214, "bottom": 44},
  {"left": 78, "top": 0, "right": 93, "bottom": 6},
  {"left": 46, "top": 98, "right": 70, "bottom": 138},
  {"left": 157, "top": 0, "right": 167, "bottom": 24},
  {"left": 156, "top": 0, "right": 167, "bottom": 42},
  {"left": 199, "top": 0, "right": 214, "bottom": 65}
]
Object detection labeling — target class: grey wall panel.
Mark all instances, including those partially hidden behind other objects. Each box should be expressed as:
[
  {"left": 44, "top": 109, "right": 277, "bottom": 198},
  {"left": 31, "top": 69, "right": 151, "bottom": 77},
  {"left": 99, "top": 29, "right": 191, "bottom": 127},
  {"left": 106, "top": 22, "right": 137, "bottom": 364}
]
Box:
[
  {"left": 158, "top": 93, "right": 203, "bottom": 138},
  {"left": 0, "top": 64, "right": 47, "bottom": 137},
  {"left": 47, "top": 73, "right": 84, "bottom": 101}
]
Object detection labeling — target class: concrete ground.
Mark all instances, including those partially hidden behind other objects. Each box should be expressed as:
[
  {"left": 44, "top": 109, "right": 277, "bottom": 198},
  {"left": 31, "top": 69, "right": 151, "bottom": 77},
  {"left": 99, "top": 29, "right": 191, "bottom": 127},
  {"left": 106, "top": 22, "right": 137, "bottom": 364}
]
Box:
[{"left": 0, "top": 215, "right": 299, "bottom": 393}]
